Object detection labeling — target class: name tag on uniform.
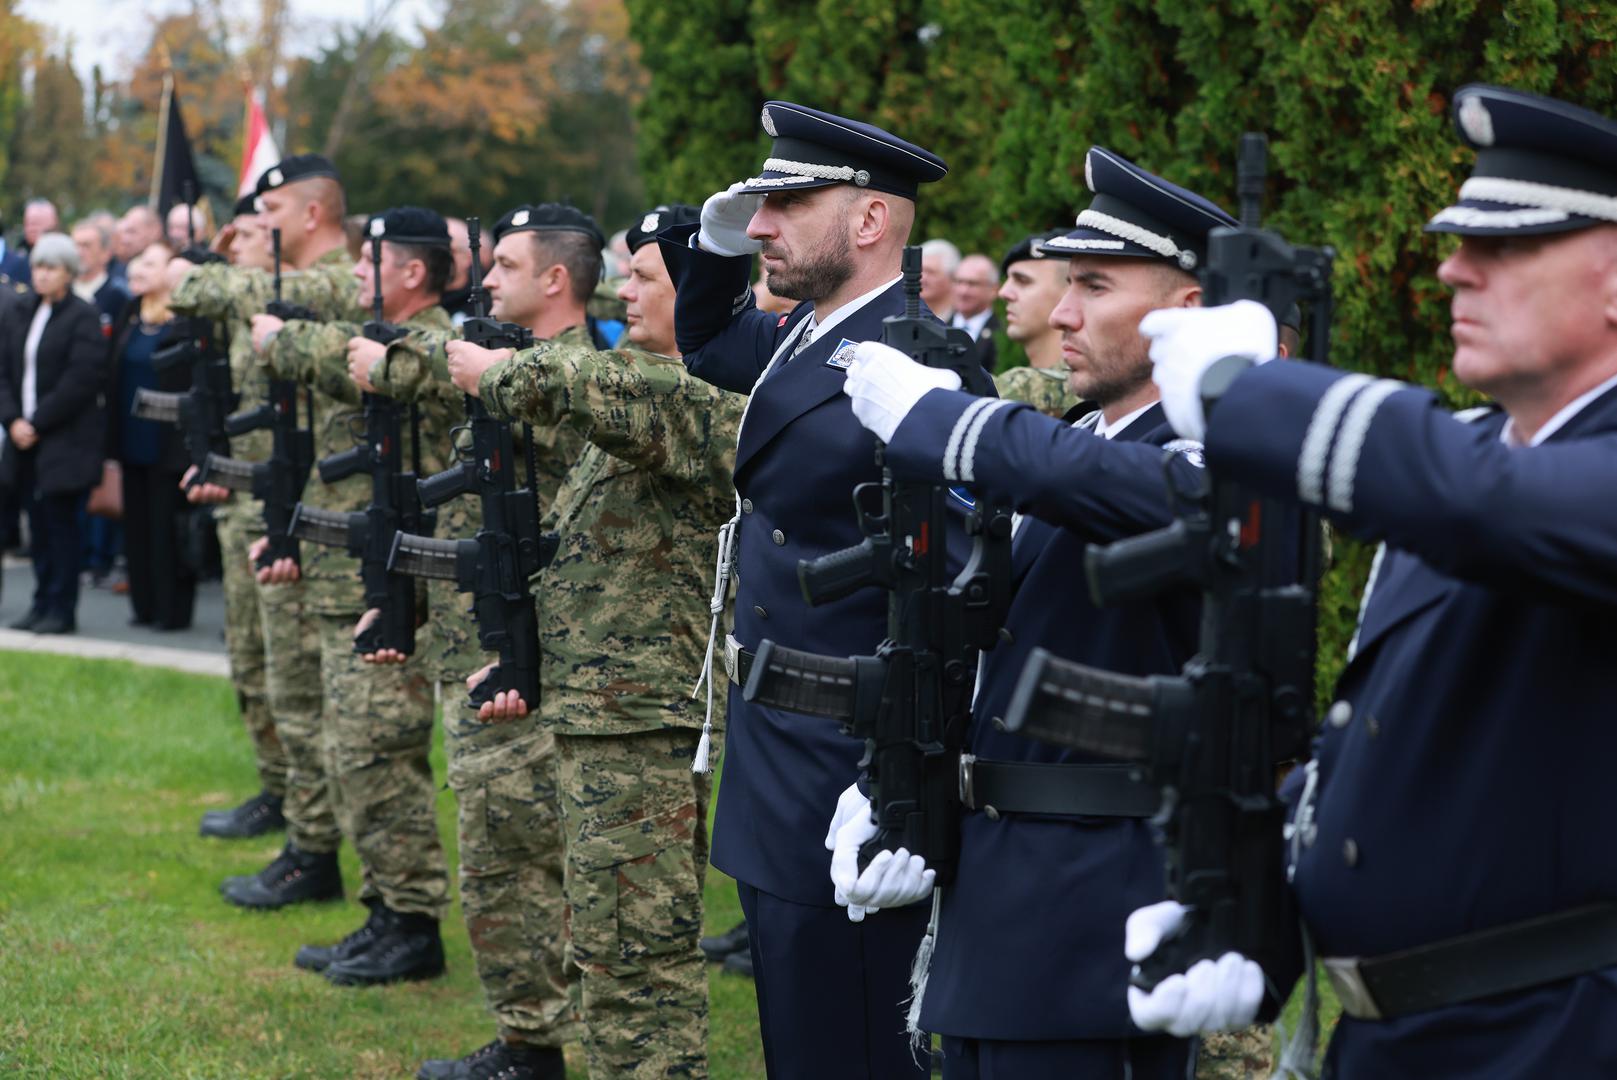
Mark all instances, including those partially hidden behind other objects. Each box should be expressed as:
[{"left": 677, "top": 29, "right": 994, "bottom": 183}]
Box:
[{"left": 824, "top": 338, "right": 859, "bottom": 370}]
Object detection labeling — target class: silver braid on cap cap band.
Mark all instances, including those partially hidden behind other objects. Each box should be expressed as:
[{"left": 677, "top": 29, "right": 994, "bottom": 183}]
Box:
[
  {"left": 762, "top": 158, "right": 867, "bottom": 183},
  {"left": 1456, "top": 177, "right": 1617, "bottom": 223},
  {"left": 1074, "top": 209, "right": 1181, "bottom": 259}
]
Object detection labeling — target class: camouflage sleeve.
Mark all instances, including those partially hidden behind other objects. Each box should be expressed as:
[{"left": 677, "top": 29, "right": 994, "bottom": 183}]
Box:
[
  {"left": 171, "top": 264, "right": 266, "bottom": 323},
  {"left": 262, "top": 319, "right": 363, "bottom": 405},
  {"left": 994, "top": 365, "right": 1075, "bottom": 419},
  {"left": 479, "top": 342, "right": 741, "bottom": 484},
  {"left": 373, "top": 328, "right": 457, "bottom": 403}
]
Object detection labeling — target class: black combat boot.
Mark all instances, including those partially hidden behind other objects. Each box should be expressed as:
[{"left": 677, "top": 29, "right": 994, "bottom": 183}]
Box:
[
  {"left": 417, "top": 1039, "right": 566, "bottom": 1080},
  {"left": 699, "top": 919, "right": 750, "bottom": 962},
  {"left": 294, "top": 899, "right": 384, "bottom": 972},
  {"left": 199, "top": 790, "right": 286, "bottom": 839},
  {"left": 323, "top": 907, "right": 445, "bottom": 986},
  {"left": 221, "top": 844, "right": 343, "bottom": 909},
  {"left": 722, "top": 948, "right": 755, "bottom": 979}
]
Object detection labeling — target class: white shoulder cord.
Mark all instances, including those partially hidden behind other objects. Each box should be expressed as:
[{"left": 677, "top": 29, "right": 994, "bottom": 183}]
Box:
[{"left": 688, "top": 316, "right": 814, "bottom": 773}]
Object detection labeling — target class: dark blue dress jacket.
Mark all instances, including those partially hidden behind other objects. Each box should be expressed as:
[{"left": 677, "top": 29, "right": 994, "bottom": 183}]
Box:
[
  {"left": 1207, "top": 360, "right": 1617, "bottom": 1078},
  {"left": 882, "top": 390, "right": 1203, "bottom": 1040}
]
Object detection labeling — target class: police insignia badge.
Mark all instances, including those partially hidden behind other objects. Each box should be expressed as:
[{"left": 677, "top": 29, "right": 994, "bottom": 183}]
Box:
[
  {"left": 1162, "top": 438, "right": 1206, "bottom": 468},
  {"left": 824, "top": 338, "right": 859, "bottom": 370},
  {"left": 1459, "top": 96, "right": 1495, "bottom": 147},
  {"left": 761, "top": 106, "right": 777, "bottom": 137}
]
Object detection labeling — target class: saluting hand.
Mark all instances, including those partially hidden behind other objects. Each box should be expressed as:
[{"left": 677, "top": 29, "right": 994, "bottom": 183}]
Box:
[
  {"left": 697, "top": 182, "right": 765, "bottom": 258},
  {"left": 445, "top": 340, "right": 512, "bottom": 397}
]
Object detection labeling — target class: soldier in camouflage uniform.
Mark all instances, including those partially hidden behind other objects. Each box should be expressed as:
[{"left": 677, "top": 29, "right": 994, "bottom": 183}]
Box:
[
  {"left": 453, "top": 203, "right": 742, "bottom": 1080},
  {"left": 362, "top": 203, "right": 604, "bottom": 1080},
  {"left": 992, "top": 229, "right": 1080, "bottom": 418},
  {"left": 195, "top": 196, "right": 289, "bottom": 841},
  {"left": 169, "top": 158, "right": 358, "bottom": 905},
  {"left": 250, "top": 206, "right": 457, "bottom": 987}
]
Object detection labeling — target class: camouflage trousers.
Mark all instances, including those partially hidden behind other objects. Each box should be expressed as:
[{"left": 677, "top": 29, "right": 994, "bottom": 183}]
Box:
[
  {"left": 557, "top": 727, "right": 717, "bottom": 1080},
  {"left": 255, "top": 567, "right": 339, "bottom": 853},
  {"left": 446, "top": 707, "right": 577, "bottom": 1046},
  {"left": 316, "top": 613, "right": 448, "bottom": 919},
  {"left": 216, "top": 509, "right": 286, "bottom": 797},
  {"left": 1197, "top": 1026, "right": 1275, "bottom": 1078}
]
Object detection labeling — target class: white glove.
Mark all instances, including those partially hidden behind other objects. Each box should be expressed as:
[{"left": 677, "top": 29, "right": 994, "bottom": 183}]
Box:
[
  {"left": 825, "top": 784, "right": 878, "bottom": 921},
  {"left": 1124, "top": 901, "right": 1265, "bottom": 1037},
  {"left": 844, "top": 340, "right": 963, "bottom": 442},
  {"left": 697, "top": 182, "right": 764, "bottom": 258},
  {"left": 1138, "top": 299, "right": 1278, "bottom": 441}
]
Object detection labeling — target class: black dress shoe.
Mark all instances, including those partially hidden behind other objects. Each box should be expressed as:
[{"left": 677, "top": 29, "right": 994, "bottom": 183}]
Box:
[
  {"left": 323, "top": 908, "right": 444, "bottom": 986},
  {"left": 9, "top": 609, "right": 41, "bottom": 631},
  {"left": 417, "top": 1038, "right": 565, "bottom": 1080},
  {"left": 722, "top": 948, "right": 754, "bottom": 979},
  {"left": 200, "top": 791, "right": 285, "bottom": 839},
  {"left": 30, "top": 613, "right": 75, "bottom": 635},
  {"left": 222, "top": 845, "right": 343, "bottom": 909},
  {"left": 295, "top": 901, "right": 384, "bottom": 972},
  {"left": 699, "top": 919, "right": 750, "bottom": 962}
]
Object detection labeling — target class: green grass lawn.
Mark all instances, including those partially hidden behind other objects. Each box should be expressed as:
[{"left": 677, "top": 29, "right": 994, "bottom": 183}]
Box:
[
  {"left": 0, "top": 651, "right": 763, "bottom": 1079},
  {"left": 0, "top": 650, "right": 1333, "bottom": 1078}
]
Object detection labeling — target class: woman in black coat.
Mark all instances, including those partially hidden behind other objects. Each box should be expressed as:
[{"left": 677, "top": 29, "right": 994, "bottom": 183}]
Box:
[
  {"left": 0, "top": 232, "right": 108, "bottom": 633},
  {"left": 105, "top": 240, "right": 196, "bottom": 630}
]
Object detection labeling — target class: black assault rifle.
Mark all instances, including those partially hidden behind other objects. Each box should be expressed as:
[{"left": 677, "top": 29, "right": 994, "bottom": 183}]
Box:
[
  {"left": 197, "top": 227, "right": 318, "bottom": 570},
  {"left": 288, "top": 220, "right": 431, "bottom": 654},
  {"left": 739, "top": 246, "right": 1014, "bottom": 887},
  {"left": 1000, "top": 133, "right": 1333, "bottom": 991},
  {"left": 387, "top": 217, "right": 555, "bottom": 708}
]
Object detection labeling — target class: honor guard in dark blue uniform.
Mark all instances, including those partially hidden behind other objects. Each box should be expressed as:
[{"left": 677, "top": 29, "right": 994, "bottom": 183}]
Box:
[
  {"left": 834, "top": 148, "right": 1241, "bottom": 1079},
  {"left": 657, "top": 102, "right": 952, "bottom": 1079},
  {"left": 1126, "top": 85, "right": 1617, "bottom": 1078}
]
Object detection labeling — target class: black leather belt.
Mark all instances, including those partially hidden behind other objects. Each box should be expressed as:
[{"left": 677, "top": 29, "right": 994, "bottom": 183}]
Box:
[
  {"left": 958, "top": 754, "right": 1159, "bottom": 818},
  {"left": 1324, "top": 903, "right": 1617, "bottom": 1020}
]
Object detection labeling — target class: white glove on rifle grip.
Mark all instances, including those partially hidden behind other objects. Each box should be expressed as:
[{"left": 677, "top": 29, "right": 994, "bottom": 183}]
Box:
[
  {"left": 697, "top": 182, "right": 764, "bottom": 258},
  {"left": 844, "top": 340, "right": 963, "bottom": 443},
  {"left": 1124, "top": 900, "right": 1265, "bottom": 1038},
  {"left": 1138, "top": 299, "right": 1278, "bottom": 441},
  {"left": 824, "top": 782, "right": 935, "bottom": 922}
]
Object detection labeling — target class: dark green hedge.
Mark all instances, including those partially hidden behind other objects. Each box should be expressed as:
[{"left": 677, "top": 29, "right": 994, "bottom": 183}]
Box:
[{"left": 626, "top": 1, "right": 1617, "bottom": 704}]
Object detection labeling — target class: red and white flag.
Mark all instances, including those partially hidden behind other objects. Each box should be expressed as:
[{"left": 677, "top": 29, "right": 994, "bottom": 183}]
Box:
[{"left": 237, "top": 88, "right": 281, "bottom": 197}]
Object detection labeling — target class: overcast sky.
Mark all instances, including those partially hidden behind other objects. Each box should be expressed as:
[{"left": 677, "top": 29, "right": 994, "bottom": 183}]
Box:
[{"left": 18, "top": 0, "right": 441, "bottom": 83}]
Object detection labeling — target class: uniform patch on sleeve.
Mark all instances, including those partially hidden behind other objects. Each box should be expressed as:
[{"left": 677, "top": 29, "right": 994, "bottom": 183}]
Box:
[
  {"left": 824, "top": 338, "right": 859, "bottom": 370},
  {"left": 1163, "top": 438, "right": 1205, "bottom": 468}
]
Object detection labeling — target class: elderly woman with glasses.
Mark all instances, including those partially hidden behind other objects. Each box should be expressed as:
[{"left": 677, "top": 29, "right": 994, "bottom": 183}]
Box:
[{"left": 0, "top": 231, "right": 109, "bottom": 634}]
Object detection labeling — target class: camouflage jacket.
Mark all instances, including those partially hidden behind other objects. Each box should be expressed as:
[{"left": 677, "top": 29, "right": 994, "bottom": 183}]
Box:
[
  {"left": 993, "top": 364, "right": 1076, "bottom": 418},
  {"left": 258, "top": 303, "right": 453, "bottom": 616},
  {"left": 374, "top": 322, "right": 592, "bottom": 686},
  {"left": 170, "top": 249, "right": 360, "bottom": 529},
  {"left": 479, "top": 340, "right": 744, "bottom": 735}
]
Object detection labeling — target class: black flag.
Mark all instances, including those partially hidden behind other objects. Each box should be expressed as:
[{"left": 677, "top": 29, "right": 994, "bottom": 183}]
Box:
[{"left": 151, "top": 72, "right": 202, "bottom": 219}]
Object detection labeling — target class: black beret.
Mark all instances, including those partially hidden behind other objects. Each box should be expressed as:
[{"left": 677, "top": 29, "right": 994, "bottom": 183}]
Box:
[
  {"left": 1039, "top": 147, "right": 1237, "bottom": 272},
  {"left": 492, "top": 203, "right": 606, "bottom": 250},
  {"left": 255, "top": 153, "right": 340, "bottom": 195},
  {"left": 365, "top": 205, "right": 451, "bottom": 248},
  {"left": 232, "top": 193, "right": 260, "bottom": 218},
  {"left": 626, "top": 204, "right": 700, "bottom": 253},
  {"left": 1427, "top": 84, "right": 1617, "bottom": 237},
  {"left": 999, "top": 229, "right": 1068, "bottom": 275},
  {"left": 736, "top": 101, "right": 947, "bottom": 201}
]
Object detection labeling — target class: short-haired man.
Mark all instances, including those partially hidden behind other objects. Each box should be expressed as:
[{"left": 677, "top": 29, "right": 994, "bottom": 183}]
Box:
[
  {"left": 1125, "top": 84, "right": 1617, "bottom": 1079},
  {"left": 837, "top": 147, "right": 1235, "bottom": 1078},
  {"left": 248, "top": 204, "right": 455, "bottom": 986},
  {"left": 920, "top": 237, "right": 961, "bottom": 319},
  {"left": 71, "top": 218, "right": 129, "bottom": 329},
  {"left": 658, "top": 101, "right": 951, "bottom": 1079},
  {"left": 991, "top": 230, "right": 1074, "bottom": 416},
  {"left": 442, "top": 200, "right": 747, "bottom": 1080},
  {"left": 949, "top": 252, "right": 1000, "bottom": 369},
  {"left": 21, "top": 198, "right": 59, "bottom": 256},
  {"left": 172, "top": 155, "right": 358, "bottom": 905},
  {"left": 114, "top": 206, "right": 162, "bottom": 267}
]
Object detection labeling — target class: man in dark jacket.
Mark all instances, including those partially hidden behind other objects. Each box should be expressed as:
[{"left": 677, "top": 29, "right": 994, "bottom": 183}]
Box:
[{"left": 0, "top": 232, "right": 107, "bottom": 633}]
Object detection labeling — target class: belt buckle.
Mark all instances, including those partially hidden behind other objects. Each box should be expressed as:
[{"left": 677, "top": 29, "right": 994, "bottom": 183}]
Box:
[
  {"left": 722, "top": 635, "right": 741, "bottom": 683},
  {"left": 1322, "top": 956, "right": 1383, "bottom": 1021},
  {"left": 958, "top": 753, "right": 977, "bottom": 811}
]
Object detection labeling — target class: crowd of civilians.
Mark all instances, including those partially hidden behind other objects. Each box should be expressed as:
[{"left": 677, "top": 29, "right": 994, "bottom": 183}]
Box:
[{"left": 0, "top": 197, "right": 208, "bottom": 635}]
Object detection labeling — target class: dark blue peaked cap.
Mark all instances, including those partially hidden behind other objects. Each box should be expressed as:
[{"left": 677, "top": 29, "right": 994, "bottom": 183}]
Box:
[
  {"left": 1039, "top": 147, "right": 1237, "bottom": 272},
  {"left": 737, "top": 101, "right": 947, "bottom": 200},
  {"left": 1427, "top": 84, "right": 1617, "bottom": 237}
]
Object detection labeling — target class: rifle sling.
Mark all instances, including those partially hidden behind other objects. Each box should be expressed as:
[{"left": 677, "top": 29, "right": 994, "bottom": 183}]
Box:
[
  {"left": 958, "top": 755, "right": 1158, "bottom": 818},
  {"left": 1324, "top": 903, "right": 1617, "bottom": 1021}
]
